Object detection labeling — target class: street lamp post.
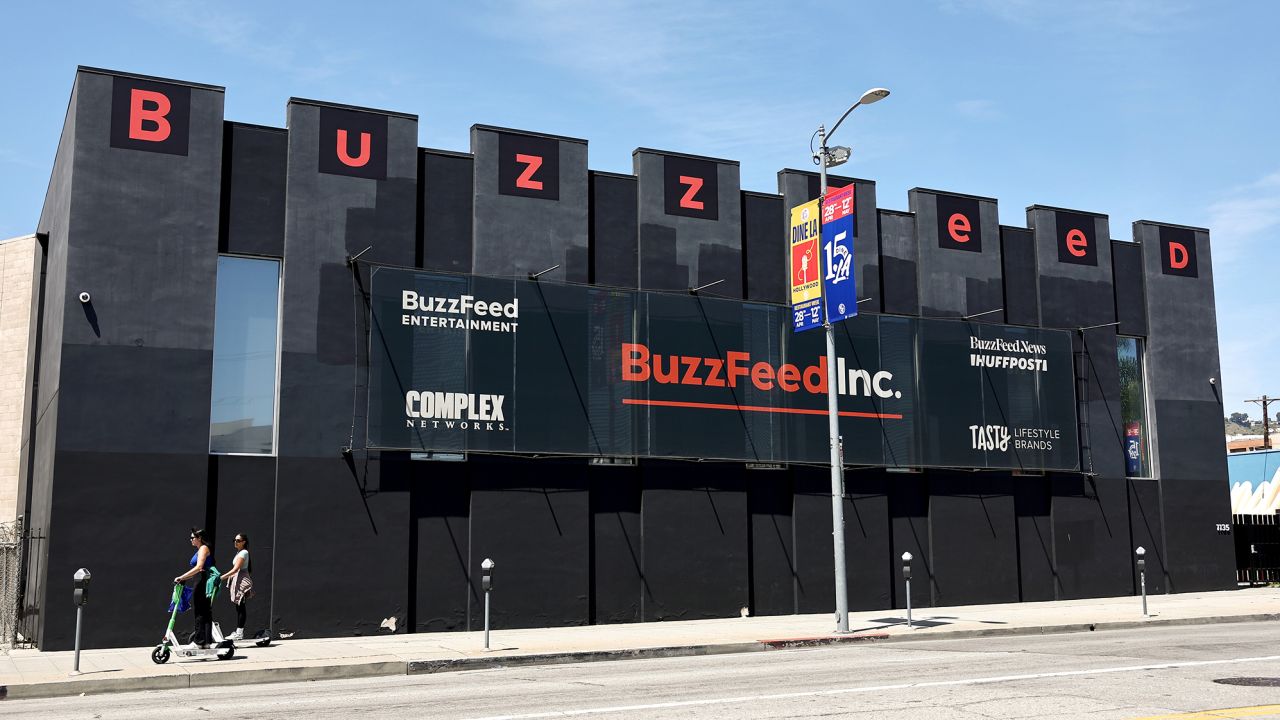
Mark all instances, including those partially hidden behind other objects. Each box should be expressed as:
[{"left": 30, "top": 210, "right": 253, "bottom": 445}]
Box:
[{"left": 814, "top": 87, "right": 889, "bottom": 634}]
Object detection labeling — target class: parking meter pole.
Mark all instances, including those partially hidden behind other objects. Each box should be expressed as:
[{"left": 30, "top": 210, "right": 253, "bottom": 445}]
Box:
[
  {"left": 480, "top": 558, "right": 495, "bottom": 650},
  {"left": 1135, "top": 547, "right": 1148, "bottom": 618},
  {"left": 71, "top": 567, "right": 90, "bottom": 675},
  {"left": 1140, "top": 569, "right": 1148, "bottom": 617},
  {"left": 901, "top": 553, "right": 913, "bottom": 629},
  {"left": 72, "top": 606, "right": 83, "bottom": 674},
  {"left": 901, "top": 573, "right": 911, "bottom": 625}
]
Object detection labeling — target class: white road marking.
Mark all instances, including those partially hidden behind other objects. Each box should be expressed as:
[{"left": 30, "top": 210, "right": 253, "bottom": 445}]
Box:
[{"left": 463, "top": 654, "right": 1280, "bottom": 720}]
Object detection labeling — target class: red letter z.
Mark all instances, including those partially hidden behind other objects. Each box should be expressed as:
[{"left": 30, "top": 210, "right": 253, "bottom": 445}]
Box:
[
  {"left": 679, "top": 175, "right": 704, "bottom": 210},
  {"left": 515, "top": 154, "right": 544, "bottom": 190}
]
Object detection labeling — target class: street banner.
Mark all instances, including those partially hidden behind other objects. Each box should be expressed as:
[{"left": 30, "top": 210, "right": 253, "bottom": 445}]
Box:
[
  {"left": 1126, "top": 421, "right": 1143, "bottom": 476},
  {"left": 821, "top": 184, "right": 857, "bottom": 324},
  {"left": 368, "top": 267, "right": 1082, "bottom": 472},
  {"left": 788, "top": 198, "right": 822, "bottom": 332}
]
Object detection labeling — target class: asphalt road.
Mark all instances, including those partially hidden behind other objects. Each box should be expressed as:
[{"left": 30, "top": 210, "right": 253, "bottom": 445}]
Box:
[{"left": 6, "top": 621, "right": 1280, "bottom": 719}]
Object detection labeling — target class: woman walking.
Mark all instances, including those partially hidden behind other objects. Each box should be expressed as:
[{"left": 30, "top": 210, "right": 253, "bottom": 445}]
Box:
[
  {"left": 173, "top": 528, "right": 218, "bottom": 648},
  {"left": 220, "top": 533, "right": 253, "bottom": 641}
]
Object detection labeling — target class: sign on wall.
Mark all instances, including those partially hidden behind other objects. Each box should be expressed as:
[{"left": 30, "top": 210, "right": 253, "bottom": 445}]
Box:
[
  {"left": 936, "top": 194, "right": 982, "bottom": 252},
  {"left": 318, "top": 107, "right": 388, "bottom": 180},
  {"left": 368, "top": 268, "right": 1081, "bottom": 471},
  {"left": 110, "top": 77, "right": 191, "bottom": 156},
  {"left": 663, "top": 155, "right": 718, "bottom": 220},
  {"left": 1056, "top": 211, "right": 1098, "bottom": 266},
  {"left": 1160, "top": 226, "right": 1198, "bottom": 277},
  {"left": 498, "top": 132, "right": 559, "bottom": 200}
]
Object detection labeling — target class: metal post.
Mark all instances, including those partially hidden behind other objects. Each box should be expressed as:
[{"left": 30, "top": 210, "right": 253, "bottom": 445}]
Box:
[
  {"left": 483, "top": 588, "right": 491, "bottom": 650},
  {"left": 72, "top": 606, "right": 83, "bottom": 674},
  {"left": 818, "top": 124, "right": 850, "bottom": 635},
  {"left": 905, "top": 576, "right": 912, "bottom": 629},
  {"left": 1135, "top": 546, "right": 1148, "bottom": 617},
  {"left": 1140, "top": 567, "right": 1148, "bottom": 617}
]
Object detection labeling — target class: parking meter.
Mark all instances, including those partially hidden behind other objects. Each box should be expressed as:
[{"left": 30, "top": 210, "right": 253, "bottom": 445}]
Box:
[
  {"left": 481, "top": 558, "right": 496, "bottom": 649},
  {"left": 71, "top": 568, "right": 91, "bottom": 674},
  {"left": 901, "top": 552, "right": 914, "bottom": 628},
  {"left": 73, "top": 568, "right": 91, "bottom": 606},
  {"left": 1135, "top": 546, "right": 1148, "bottom": 617},
  {"left": 481, "top": 558, "right": 495, "bottom": 592}
]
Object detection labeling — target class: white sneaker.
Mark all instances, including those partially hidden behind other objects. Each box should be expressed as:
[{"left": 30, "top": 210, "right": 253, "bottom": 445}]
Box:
[
  {"left": 178, "top": 642, "right": 199, "bottom": 652},
  {"left": 227, "top": 629, "right": 244, "bottom": 641}
]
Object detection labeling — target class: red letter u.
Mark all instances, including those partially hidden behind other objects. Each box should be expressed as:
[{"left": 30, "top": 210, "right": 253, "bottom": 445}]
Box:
[{"left": 336, "top": 129, "right": 371, "bottom": 168}]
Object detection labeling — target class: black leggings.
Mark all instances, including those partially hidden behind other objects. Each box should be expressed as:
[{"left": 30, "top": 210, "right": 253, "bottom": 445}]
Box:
[
  {"left": 235, "top": 600, "right": 247, "bottom": 630},
  {"left": 192, "top": 587, "right": 213, "bottom": 646}
]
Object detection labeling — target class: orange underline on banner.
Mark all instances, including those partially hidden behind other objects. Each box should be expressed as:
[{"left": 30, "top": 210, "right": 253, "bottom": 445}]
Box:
[{"left": 623, "top": 398, "right": 903, "bottom": 420}]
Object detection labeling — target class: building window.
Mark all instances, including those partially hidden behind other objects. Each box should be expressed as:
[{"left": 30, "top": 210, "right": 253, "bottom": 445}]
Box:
[
  {"left": 1117, "top": 336, "right": 1151, "bottom": 477},
  {"left": 209, "top": 256, "right": 281, "bottom": 455}
]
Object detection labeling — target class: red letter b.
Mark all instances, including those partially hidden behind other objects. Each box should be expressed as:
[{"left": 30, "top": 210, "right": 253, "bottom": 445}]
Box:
[{"left": 129, "top": 89, "right": 172, "bottom": 142}]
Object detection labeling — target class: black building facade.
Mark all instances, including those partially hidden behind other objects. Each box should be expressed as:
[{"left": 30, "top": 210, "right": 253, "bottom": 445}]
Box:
[{"left": 16, "top": 67, "right": 1234, "bottom": 650}]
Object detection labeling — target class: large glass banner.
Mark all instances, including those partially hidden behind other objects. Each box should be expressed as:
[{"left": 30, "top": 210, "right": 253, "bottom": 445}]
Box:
[{"left": 368, "top": 267, "right": 1080, "bottom": 471}]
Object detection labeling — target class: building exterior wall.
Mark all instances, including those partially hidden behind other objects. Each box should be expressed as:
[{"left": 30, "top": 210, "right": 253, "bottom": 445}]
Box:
[
  {"left": 0, "top": 236, "right": 37, "bottom": 522},
  {"left": 16, "top": 67, "right": 1237, "bottom": 650}
]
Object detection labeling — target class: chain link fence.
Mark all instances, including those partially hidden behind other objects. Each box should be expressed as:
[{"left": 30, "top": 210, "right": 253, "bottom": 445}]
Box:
[{"left": 0, "top": 518, "right": 22, "bottom": 654}]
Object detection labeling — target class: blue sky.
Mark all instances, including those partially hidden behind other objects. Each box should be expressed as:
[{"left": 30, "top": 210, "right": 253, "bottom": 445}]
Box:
[{"left": 2, "top": 1, "right": 1277, "bottom": 417}]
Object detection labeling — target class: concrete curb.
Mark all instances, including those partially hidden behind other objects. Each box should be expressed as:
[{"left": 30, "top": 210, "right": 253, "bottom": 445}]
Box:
[
  {"left": 408, "top": 642, "right": 767, "bottom": 674},
  {"left": 870, "top": 612, "right": 1280, "bottom": 644},
  {"left": 3, "top": 613, "right": 1276, "bottom": 700},
  {"left": 2, "top": 660, "right": 409, "bottom": 700}
]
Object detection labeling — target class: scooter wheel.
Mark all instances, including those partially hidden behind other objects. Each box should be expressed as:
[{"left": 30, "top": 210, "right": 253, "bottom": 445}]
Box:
[
  {"left": 151, "top": 645, "right": 171, "bottom": 665},
  {"left": 254, "top": 631, "right": 271, "bottom": 647},
  {"left": 216, "top": 641, "right": 235, "bottom": 660}
]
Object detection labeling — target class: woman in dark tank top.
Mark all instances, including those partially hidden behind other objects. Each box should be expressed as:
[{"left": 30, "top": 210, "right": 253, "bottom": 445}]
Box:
[{"left": 174, "top": 527, "right": 217, "bottom": 648}]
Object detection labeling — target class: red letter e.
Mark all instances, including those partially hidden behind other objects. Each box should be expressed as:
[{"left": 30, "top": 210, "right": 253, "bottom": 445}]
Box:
[{"left": 948, "top": 213, "right": 971, "bottom": 243}]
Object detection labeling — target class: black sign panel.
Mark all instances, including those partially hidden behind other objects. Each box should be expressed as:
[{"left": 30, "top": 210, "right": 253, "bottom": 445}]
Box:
[
  {"left": 1056, "top": 211, "right": 1098, "bottom": 266},
  {"left": 935, "top": 194, "right": 981, "bottom": 252},
  {"left": 663, "top": 155, "right": 718, "bottom": 220},
  {"left": 1160, "top": 226, "right": 1199, "bottom": 277},
  {"left": 498, "top": 132, "right": 559, "bottom": 200},
  {"left": 110, "top": 77, "right": 191, "bottom": 156},
  {"left": 318, "top": 107, "right": 388, "bottom": 180},
  {"left": 368, "top": 268, "right": 1080, "bottom": 471}
]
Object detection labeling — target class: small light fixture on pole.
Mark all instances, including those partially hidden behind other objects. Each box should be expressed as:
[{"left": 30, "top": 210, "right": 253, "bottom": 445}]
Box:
[{"left": 813, "top": 87, "right": 891, "bottom": 635}]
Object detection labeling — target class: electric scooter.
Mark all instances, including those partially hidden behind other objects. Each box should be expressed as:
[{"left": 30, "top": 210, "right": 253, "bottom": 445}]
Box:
[{"left": 152, "top": 582, "right": 235, "bottom": 663}]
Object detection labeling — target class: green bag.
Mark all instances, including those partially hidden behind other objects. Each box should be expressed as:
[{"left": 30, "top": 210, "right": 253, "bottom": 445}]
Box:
[{"left": 205, "top": 565, "right": 221, "bottom": 600}]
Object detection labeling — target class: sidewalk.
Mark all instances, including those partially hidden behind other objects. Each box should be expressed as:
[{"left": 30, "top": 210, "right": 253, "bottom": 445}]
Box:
[{"left": 2, "top": 587, "right": 1277, "bottom": 701}]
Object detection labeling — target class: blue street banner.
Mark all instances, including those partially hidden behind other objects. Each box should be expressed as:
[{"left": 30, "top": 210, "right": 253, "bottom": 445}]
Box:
[
  {"left": 788, "top": 198, "right": 823, "bottom": 332},
  {"left": 1125, "top": 422, "right": 1143, "bottom": 476},
  {"left": 821, "top": 184, "right": 857, "bottom": 324}
]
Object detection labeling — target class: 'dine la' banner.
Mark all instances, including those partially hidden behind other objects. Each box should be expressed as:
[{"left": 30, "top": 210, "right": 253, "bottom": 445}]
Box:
[{"left": 368, "top": 267, "right": 1080, "bottom": 471}]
